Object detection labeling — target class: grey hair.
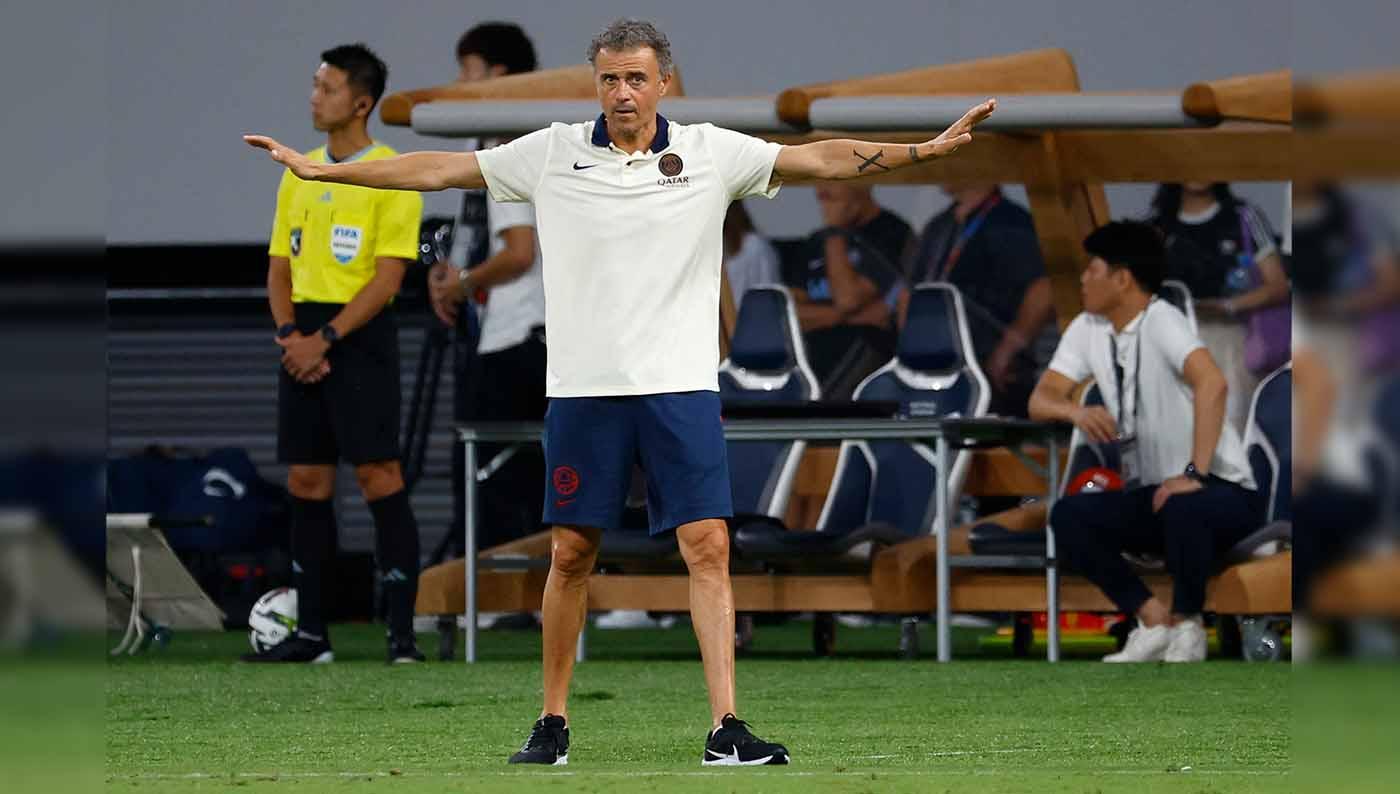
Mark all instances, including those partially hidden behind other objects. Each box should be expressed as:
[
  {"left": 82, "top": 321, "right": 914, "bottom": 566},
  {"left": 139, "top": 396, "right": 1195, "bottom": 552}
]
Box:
[{"left": 586, "top": 18, "right": 673, "bottom": 77}]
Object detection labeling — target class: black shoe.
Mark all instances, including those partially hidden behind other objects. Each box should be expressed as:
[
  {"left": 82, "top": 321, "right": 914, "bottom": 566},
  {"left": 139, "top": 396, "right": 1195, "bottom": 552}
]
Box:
[
  {"left": 241, "top": 634, "right": 333, "bottom": 664},
  {"left": 388, "top": 636, "right": 426, "bottom": 664},
  {"left": 508, "top": 715, "right": 569, "bottom": 765},
  {"left": 703, "top": 714, "right": 789, "bottom": 766}
]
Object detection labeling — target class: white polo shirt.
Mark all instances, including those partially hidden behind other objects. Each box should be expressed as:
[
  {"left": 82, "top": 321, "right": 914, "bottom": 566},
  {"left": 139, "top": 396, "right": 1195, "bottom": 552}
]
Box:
[
  {"left": 475, "top": 114, "right": 782, "bottom": 397},
  {"left": 1047, "top": 299, "right": 1256, "bottom": 489}
]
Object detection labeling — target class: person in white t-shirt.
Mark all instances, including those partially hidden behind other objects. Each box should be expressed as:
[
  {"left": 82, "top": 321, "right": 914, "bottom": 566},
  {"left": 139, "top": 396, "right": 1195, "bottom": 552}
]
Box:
[
  {"left": 246, "top": 17, "right": 994, "bottom": 766},
  {"left": 721, "top": 200, "right": 780, "bottom": 309},
  {"left": 1029, "top": 221, "right": 1263, "bottom": 664},
  {"left": 426, "top": 22, "right": 548, "bottom": 562}
]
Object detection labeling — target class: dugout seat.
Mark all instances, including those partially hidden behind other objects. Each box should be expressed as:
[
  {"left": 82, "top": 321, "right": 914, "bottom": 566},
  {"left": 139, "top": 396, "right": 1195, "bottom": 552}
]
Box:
[
  {"left": 733, "top": 283, "right": 989, "bottom": 567},
  {"left": 1159, "top": 279, "right": 1198, "bottom": 334}
]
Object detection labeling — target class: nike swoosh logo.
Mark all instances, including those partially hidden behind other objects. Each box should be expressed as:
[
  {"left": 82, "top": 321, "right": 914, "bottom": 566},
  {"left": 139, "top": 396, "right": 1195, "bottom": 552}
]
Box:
[{"left": 572, "top": 162, "right": 598, "bottom": 170}]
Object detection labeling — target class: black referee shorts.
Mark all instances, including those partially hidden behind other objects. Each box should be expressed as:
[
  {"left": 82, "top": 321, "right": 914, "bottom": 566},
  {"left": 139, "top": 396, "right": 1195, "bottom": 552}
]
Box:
[{"left": 277, "top": 302, "right": 401, "bottom": 466}]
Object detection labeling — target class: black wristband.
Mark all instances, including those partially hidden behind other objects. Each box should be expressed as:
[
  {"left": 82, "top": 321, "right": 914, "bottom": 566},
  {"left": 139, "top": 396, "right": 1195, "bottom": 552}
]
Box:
[
  {"left": 276, "top": 322, "right": 297, "bottom": 339},
  {"left": 1183, "top": 463, "right": 1208, "bottom": 483},
  {"left": 319, "top": 325, "right": 339, "bottom": 345}
]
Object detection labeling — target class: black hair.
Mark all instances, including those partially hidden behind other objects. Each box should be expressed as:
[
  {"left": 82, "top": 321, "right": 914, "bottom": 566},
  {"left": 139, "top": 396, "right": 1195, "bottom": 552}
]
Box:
[
  {"left": 1149, "top": 182, "right": 1238, "bottom": 219},
  {"left": 320, "top": 43, "right": 388, "bottom": 109},
  {"left": 456, "top": 22, "right": 537, "bottom": 75},
  {"left": 1083, "top": 220, "right": 1167, "bottom": 294}
]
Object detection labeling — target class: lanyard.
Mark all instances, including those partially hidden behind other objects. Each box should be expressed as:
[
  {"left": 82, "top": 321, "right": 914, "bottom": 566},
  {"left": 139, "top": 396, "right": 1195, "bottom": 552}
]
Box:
[
  {"left": 1108, "top": 299, "right": 1154, "bottom": 437},
  {"left": 938, "top": 193, "right": 1002, "bottom": 280}
]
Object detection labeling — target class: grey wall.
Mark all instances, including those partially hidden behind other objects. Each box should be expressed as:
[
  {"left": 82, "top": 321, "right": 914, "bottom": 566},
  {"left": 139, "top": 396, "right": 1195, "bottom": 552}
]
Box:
[{"left": 106, "top": 0, "right": 1293, "bottom": 245}]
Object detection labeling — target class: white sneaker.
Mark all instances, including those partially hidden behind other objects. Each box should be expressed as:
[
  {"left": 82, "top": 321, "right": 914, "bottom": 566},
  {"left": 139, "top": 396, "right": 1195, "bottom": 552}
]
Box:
[
  {"left": 1164, "top": 618, "right": 1207, "bottom": 663},
  {"left": 1103, "top": 621, "right": 1171, "bottom": 663}
]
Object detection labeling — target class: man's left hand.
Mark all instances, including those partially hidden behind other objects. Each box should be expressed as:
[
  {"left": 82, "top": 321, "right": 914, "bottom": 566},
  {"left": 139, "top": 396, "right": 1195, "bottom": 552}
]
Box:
[
  {"left": 277, "top": 332, "right": 330, "bottom": 380},
  {"left": 1152, "top": 474, "right": 1204, "bottom": 512},
  {"left": 923, "top": 99, "right": 997, "bottom": 158}
]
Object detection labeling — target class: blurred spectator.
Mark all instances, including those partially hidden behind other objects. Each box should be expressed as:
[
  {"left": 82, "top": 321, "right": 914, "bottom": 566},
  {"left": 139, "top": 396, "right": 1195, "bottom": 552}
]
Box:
[
  {"left": 899, "top": 184, "right": 1057, "bottom": 417},
  {"left": 1290, "top": 183, "right": 1400, "bottom": 648},
  {"left": 784, "top": 183, "right": 912, "bottom": 400},
  {"left": 722, "top": 200, "right": 780, "bottom": 309},
  {"left": 427, "top": 22, "right": 547, "bottom": 564},
  {"left": 1031, "top": 221, "right": 1262, "bottom": 664},
  {"left": 1289, "top": 182, "right": 1400, "bottom": 373},
  {"left": 1148, "top": 182, "right": 1289, "bottom": 429}
]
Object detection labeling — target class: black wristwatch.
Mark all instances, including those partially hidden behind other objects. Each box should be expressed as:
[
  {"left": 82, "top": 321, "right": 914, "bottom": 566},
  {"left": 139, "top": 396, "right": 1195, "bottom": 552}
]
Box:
[
  {"left": 319, "top": 325, "right": 340, "bottom": 346},
  {"left": 275, "top": 322, "right": 297, "bottom": 339},
  {"left": 1183, "top": 463, "right": 1208, "bottom": 484}
]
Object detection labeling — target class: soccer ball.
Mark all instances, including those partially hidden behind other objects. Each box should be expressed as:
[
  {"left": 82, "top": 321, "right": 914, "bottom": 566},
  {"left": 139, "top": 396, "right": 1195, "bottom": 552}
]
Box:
[{"left": 248, "top": 587, "right": 298, "bottom": 653}]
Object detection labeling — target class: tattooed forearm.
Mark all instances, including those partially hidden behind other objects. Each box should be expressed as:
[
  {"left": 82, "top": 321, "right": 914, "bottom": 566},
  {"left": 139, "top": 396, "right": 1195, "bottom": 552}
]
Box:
[
  {"left": 853, "top": 149, "right": 890, "bottom": 174},
  {"left": 909, "top": 145, "right": 922, "bottom": 163}
]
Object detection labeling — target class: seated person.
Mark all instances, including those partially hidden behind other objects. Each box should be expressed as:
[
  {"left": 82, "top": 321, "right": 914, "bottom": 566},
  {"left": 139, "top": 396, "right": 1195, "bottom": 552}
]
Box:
[
  {"left": 1029, "top": 221, "right": 1262, "bottom": 664},
  {"left": 1147, "top": 182, "right": 1290, "bottom": 428},
  {"left": 722, "top": 200, "right": 781, "bottom": 309},
  {"left": 783, "top": 183, "right": 912, "bottom": 400},
  {"left": 899, "top": 184, "right": 1057, "bottom": 417}
]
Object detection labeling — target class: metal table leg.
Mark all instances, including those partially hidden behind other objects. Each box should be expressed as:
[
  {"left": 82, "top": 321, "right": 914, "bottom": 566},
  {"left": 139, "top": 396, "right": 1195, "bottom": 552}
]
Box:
[
  {"left": 1045, "top": 436, "right": 1061, "bottom": 663},
  {"left": 464, "top": 438, "right": 478, "bottom": 663},
  {"left": 935, "top": 433, "right": 951, "bottom": 663}
]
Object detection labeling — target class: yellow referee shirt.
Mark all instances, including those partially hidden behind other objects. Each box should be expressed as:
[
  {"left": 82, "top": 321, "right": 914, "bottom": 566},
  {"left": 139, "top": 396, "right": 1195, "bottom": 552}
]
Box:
[{"left": 268, "top": 143, "right": 423, "bottom": 304}]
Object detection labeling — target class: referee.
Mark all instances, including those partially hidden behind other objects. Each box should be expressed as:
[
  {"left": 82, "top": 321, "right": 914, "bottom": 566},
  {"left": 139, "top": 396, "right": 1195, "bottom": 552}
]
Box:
[
  {"left": 248, "top": 19, "right": 992, "bottom": 760},
  {"left": 243, "top": 43, "right": 425, "bottom": 664}
]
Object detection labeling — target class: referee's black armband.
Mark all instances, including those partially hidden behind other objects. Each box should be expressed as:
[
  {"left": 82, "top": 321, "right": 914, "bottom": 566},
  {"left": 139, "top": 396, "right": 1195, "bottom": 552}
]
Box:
[{"left": 276, "top": 322, "right": 297, "bottom": 339}]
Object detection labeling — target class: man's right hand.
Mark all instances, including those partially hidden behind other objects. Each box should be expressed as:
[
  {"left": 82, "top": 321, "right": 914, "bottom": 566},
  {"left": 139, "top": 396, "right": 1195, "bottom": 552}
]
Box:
[
  {"left": 1068, "top": 404, "right": 1118, "bottom": 444},
  {"left": 244, "top": 135, "right": 320, "bottom": 180}
]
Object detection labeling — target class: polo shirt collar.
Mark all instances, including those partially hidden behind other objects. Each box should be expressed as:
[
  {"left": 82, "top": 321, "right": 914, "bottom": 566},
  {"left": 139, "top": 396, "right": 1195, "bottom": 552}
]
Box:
[{"left": 591, "top": 113, "right": 670, "bottom": 154}]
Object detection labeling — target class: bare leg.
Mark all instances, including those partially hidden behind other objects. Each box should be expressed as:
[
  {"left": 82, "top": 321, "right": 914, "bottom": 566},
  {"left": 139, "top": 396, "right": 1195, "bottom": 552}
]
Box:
[
  {"left": 677, "top": 519, "right": 736, "bottom": 726},
  {"left": 540, "top": 525, "right": 601, "bottom": 722}
]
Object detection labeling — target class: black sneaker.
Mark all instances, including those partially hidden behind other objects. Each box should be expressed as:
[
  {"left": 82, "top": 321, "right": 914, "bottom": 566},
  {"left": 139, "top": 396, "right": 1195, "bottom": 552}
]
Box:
[
  {"left": 508, "top": 715, "right": 569, "bottom": 766},
  {"left": 703, "top": 714, "right": 789, "bottom": 766},
  {"left": 388, "top": 636, "right": 426, "bottom": 664},
  {"left": 240, "top": 634, "right": 333, "bottom": 664}
]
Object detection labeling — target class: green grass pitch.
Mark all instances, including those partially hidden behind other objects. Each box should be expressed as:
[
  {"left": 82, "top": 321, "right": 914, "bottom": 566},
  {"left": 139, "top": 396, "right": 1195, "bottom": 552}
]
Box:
[{"left": 105, "top": 620, "right": 1291, "bottom": 792}]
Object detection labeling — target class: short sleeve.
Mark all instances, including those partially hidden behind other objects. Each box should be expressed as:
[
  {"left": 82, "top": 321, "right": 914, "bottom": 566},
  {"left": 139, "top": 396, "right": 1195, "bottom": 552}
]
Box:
[
  {"left": 851, "top": 213, "right": 913, "bottom": 294},
  {"left": 1047, "top": 314, "right": 1095, "bottom": 383},
  {"left": 704, "top": 125, "right": 782, "bottom": 201},
  {"left": 267, "top": 169, "right": 295, "bottom": 257},
  {"left": 1150, "top": 302, "right": 1205, "bottom": 374},
  {"left": 487, "top": 195, "right": 535, "bottom": 233},
  {"left": 990, "top": 223, "right": 1048, "bottom": 293},
  {"left": 475, "top": 127, "right": 554, "bottom": 203},
  {"left": 372, "top": 189, "right": 424, "bottom": 261}
]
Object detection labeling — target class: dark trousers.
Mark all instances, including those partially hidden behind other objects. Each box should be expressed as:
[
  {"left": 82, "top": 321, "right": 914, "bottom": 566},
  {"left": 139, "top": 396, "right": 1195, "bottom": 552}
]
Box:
[
  {"left": 450, "top": 327, "right": 548, "bottom": 555},
  {"left": 1051, "top": 478, "right": 1263, "bottom": 615},
  {"left": 1292, "top": 478, "right": 1381, "bottom": 613}
]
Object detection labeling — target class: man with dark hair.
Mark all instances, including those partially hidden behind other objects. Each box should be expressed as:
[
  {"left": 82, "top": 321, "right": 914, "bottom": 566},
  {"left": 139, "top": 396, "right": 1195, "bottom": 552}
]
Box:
[
  {"left": 1029, "top": 220, "right": 1262, "bottom": 664},
  {"left": 428, "top": 22, "right": 547, "bottom": 576},
  {"left": 319, "top": 43, "right": 388, "bottom": 110},
  {"left": 244, "top": 42, "right": 425, "bottom": 665},
  {"left": 247, "top": 17, "right": 993, "bottom": 764},
  {"left": 455, "top": 22, "right": 537, "bottom": 80}
]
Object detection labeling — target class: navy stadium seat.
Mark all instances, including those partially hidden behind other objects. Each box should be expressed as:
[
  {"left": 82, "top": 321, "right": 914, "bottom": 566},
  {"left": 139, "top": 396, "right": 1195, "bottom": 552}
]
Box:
[
  {"left": 718, "top": 285, "right": 821, "bottom": 520},
  {"left": 734, "top": 283, "right": 990, "bottom": 566}
]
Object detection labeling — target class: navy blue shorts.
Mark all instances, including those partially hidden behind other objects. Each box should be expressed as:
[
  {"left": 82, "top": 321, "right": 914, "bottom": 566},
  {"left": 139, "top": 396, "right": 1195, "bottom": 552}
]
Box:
[{"left": 542, "top": 391, "right": 733, "bottom": 535}]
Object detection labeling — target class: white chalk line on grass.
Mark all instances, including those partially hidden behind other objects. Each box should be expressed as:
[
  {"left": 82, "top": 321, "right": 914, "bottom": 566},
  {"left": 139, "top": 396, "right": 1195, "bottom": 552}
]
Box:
[{"left": 109, "top": 768, "right": 1291, "bottom": 781}]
